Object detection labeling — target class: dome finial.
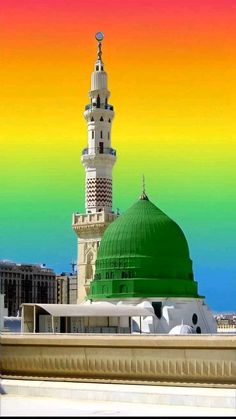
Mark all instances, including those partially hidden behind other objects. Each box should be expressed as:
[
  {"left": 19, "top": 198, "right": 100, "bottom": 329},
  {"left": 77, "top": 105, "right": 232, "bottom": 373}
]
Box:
[{"left": 139, "top": 174, "right": 149, "bottom": 200}]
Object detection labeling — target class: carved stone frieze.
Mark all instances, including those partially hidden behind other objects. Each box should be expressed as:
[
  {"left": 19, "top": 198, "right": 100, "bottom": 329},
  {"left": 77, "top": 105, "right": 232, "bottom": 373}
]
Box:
[{"left": 1, "top": 334, "right": 236, "bottom": 386}]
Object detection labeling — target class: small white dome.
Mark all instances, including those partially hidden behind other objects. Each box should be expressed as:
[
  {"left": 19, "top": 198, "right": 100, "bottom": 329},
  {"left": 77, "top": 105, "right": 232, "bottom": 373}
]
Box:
[{"left": 169, "top": 324, "right": 194, "bottom": 335}]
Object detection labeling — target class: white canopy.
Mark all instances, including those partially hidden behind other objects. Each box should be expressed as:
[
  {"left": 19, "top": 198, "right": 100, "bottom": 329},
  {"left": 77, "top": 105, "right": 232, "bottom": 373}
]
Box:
[{"left": 22, "top": 303, "right": 155, "bottom": 317}]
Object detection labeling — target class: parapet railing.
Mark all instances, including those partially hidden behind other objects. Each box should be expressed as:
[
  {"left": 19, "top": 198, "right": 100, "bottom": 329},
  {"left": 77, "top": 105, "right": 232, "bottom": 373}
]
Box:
[
  {"left": 1, "top": 334, "right": 236, "bottom": 387},
  {"left": 82, "top": 147, "right": 116, "bottom": 156}
]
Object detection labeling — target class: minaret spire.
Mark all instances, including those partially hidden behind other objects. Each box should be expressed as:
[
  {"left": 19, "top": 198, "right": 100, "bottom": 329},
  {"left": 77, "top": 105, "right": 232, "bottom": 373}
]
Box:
[
  {"left": 93, "top": 31, "right": 105, "bottom": 76},
  {"left": 96, "top": 31, "right": 104, "bottom": 62},
  {"left": 97, "top": 41, "right": 102, "bottom": 61}
]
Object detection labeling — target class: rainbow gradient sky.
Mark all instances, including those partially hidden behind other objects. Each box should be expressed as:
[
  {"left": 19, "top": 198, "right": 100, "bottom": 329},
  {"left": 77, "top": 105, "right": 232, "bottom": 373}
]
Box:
[{"left": 1, "top": 0, "right": 235, "bottom": 311}]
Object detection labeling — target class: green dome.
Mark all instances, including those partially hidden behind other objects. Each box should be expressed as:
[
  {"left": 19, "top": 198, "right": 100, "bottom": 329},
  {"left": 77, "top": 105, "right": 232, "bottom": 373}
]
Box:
[{"left": 88, "top": 196, "right": 200, "bottom": 300}]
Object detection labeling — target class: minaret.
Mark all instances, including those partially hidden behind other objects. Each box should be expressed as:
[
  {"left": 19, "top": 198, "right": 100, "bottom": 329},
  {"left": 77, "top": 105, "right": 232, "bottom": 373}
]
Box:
[
  {"left": 72, "top": 32, "right": 118, "bottom": 303},
  {"left": 83, "top": 31, "right": 116, "bottom": 213}
]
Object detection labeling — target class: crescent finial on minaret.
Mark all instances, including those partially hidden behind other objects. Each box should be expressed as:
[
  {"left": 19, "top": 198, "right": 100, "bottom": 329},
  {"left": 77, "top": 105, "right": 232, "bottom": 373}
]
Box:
[{"left": 95, "top": 32, "right": 104, "bottom": 61}]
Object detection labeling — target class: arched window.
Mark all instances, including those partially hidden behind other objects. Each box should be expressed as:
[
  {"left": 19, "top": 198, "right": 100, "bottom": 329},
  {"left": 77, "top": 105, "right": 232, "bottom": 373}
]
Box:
[
  {"left": 100, "top": 130, "right": 103, "bottom": 139},
  {"left": 99, "top": 142, "right": 104, "bottom": 153},
  {"left": 97, "top": 95, "right": 100, "bottom": 108},
  {"left": 100, "top": 116, "right": 104, "bottom": 121},
  {"left": 91, "top": 117, "right": 94, "bottom": 122},
  {"left": 120, "top": 284, "right": 128, "bottom": 293},
  {"left": 105, "top": 271, "right": 114, "bottom": 279},
  {"left": 192, "top": 313, "right": 198, "bottom": 325},
  {"left": 121, "top": 271, "right": 132, "bottom": 278}
]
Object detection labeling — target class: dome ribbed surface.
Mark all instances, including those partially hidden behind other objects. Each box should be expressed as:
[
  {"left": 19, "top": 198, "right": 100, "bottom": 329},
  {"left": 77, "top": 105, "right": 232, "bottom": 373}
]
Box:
[
  {"left": 88, "top": 198, "right": 199, "bottom": 300},
  {"left": 99, "top": 199, "right": 190, "bottom": 260}
]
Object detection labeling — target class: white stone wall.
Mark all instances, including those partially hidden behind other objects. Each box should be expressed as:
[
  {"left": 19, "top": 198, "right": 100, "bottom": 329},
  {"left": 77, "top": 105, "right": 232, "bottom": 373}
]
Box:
[
  {"left": 108, "top": 298, "right": 217, "bottom": 334},
  {"left": 73, "top": 211, "right": 117, "bottom": 303}
]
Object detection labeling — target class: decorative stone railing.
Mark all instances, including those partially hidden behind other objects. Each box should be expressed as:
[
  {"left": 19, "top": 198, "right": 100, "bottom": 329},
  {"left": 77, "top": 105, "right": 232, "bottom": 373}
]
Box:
[
  {"left": 1, "top": 334, "right": 236, "bottom": 386},
  {"left": 72, "top": 211, "right": 116, "bottom": 227},
  {"left": 82, "top": 147, "right": 116, "bottom": 156}
]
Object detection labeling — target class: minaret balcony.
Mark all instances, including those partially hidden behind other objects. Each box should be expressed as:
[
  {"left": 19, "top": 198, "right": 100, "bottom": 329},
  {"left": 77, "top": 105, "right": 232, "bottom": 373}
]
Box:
[
  {"left": 82, "top": 147, "right": 116, "bottom": 156},
  {"left": 85, "top": 104, "right": 114, "bottom": 111},
  {"left": 72, "top": 211, "right": 118, "bottom": 237}
]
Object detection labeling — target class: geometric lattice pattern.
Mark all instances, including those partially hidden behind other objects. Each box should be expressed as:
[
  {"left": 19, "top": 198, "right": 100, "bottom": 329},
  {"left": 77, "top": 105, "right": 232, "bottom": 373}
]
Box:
[{"left": 86, "top": 177, "right": 112, "bottom": 208}]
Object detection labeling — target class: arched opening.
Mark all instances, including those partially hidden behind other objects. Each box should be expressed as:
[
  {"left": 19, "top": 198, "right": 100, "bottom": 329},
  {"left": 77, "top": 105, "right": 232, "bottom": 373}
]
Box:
[
  {"left": 119, "top": 284, "right": 128, "bottom": 293},
  {"left": 99, "top": 142, "right": 104, "bottom": 153},
  {"left": 86, "top": 252, "right": 94, "bottom": 280}
]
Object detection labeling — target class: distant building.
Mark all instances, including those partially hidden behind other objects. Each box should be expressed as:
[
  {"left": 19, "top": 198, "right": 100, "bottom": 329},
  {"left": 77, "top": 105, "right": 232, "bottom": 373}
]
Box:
[
  {"left": 215, "top": 313, "right": 236, "bottom": 333},
  {"left": 0, "top": 260, "right": 56, "bottom": 316},
  {"left": 56, "top": 273, "right": 77, "bottom": 304}
]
